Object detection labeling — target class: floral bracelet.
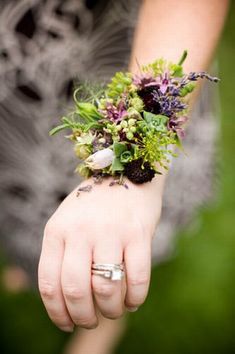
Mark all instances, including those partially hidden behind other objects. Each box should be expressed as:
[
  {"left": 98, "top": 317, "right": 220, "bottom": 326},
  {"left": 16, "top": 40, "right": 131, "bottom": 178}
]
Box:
[{"left": 50, "top": 50, "right": 219, "bottom": 191}]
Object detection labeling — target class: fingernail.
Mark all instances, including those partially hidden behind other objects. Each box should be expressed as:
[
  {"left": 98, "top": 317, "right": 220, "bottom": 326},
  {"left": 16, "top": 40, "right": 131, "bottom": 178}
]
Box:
[
  {"left": 60, "top": 325, "right": 74, "bottom": 333},
  {"left": 126, "top": 306, "right": 139, "bottom": 312}
]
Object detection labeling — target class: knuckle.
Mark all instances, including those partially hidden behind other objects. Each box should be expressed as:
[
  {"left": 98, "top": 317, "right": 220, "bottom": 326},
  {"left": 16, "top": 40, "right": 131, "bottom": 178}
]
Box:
[
  {"left": 92, "top": 280, "right": 115, "bottom": 298},
  {"left": 103, "top": 309, "right": 124, "bottom": 320},
  {"left": 76, "top": 221, "right": 89, "bottom": 232},
  {"left": 128, "top": 273, "right": 149, "bottom": 287},
  {"left": 50, "top": 313, "right": 71, "bottom": 327},
  {"left": 74, "top": 317, "right": 98, "bottom": 329},
  {"left": 125, "top": 221, "right": 140, "bottom": 237},
  {"left": 44, "top": 218, "right": 67, "bottom": 238},
  {"left": 39, "top": 280, "right": 58, "bottom": 299},
  {"left": 44, "top": 220, "right": 56, "bottom": 236},
  {"left": 130, "top": 221, "right": 142, "bottom": 234},
  {"left": 129, "top": 217, "right": 153, "bottom": 238},
  {"left": 63, "top": 285, "right": 87, "bottom": 301}
]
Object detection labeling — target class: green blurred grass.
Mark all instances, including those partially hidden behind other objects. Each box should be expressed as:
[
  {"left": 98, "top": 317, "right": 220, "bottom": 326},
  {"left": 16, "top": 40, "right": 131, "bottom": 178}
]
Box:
[{"left": 1, "top": 4, "right": 235, "bottom": 354}]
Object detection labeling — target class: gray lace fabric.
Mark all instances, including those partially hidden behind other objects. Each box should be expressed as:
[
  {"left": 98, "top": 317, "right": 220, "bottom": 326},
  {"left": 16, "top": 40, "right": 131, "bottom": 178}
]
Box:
[{"left": 0, "top": 0, "right": 219, "bottom": 284}]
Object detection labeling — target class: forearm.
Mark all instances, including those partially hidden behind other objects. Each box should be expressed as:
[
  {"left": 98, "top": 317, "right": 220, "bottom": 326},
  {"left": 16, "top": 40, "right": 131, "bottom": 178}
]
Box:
[
  {"left": 128, "top": 0, "right": 229, "bottom": 191},
  {"left": 129, "top": 0, "right": 229, "bottom": 72}
]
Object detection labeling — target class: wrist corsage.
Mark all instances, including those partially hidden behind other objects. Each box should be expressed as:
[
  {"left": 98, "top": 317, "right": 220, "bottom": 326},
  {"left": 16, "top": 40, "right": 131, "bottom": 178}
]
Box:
[{"left": 50, "top": 50, "right": 218, "bottom": 190}]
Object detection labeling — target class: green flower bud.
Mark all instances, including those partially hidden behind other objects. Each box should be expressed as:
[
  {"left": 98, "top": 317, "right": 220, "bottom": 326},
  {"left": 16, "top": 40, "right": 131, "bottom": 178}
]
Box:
[
  {"left": 128, "top": 118, "right": 136, "bottom": 126},
  {"left": 126, "top": 132, "right": 134, "bottom": 140},
  {"left": 120, "top": 120, "right": 128, "bottom": 128},
  {"left": 74, "top": 144, "right": 91, "bottom": 159},
  {"left": 123, "top": 77, "right": 132, "bottom": 85},
  {"left": 127, "top": 107, "right": 142, "bottom": 119},
  {"left": 76, "top": 163, "right": 91, "bottom": 178},
  {"left": 99, "top": 98, "right": 106, "bottom": 105},
  {"left": 130, "top": 126, "right": 136, "bottom": 133},
  {"left": 116, "top": 83, "right": 124, "bottom": 93},
  {"left": 130, "top": 97, "right": 144, "bottom": 111}
]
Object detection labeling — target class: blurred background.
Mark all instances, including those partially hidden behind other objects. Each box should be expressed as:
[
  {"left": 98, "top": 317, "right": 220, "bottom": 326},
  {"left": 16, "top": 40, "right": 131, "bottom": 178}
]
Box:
[{"left": 0, "top": 1, "right": 234, "bottom": 353}]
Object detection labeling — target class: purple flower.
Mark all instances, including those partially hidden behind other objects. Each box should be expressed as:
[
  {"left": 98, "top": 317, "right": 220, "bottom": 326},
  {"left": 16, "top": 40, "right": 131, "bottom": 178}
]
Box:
[
  {"left": 187, "top": 72, "right": 219, "bottom": 83},
  {"left": 133, "top": 73, "right": 159, "bottom": 89},
  {"left": 167, "top": 115, "right": 188, "bottom": 138},
  {"left": 176, "top": 72, "right": 219, "bottom": 92},
  {"left": 134, "top": 71, "right": 173, "bottom": 94},
  {"left": 156, "top": 72, "right": 173, "bottom": 94},
  {"left": 99, "top": 100, "right": 127, "bottom": 123},
  {"left": 136, "top": 71, "right": 184, "bottom": 115},
  {"left": 152, "top": 89, "right": 187, "bottom": 116}
]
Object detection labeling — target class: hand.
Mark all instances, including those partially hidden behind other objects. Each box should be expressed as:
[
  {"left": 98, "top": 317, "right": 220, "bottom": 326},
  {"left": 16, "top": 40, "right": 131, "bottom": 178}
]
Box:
[{"left": 38, "top": 175, "right": 165, "bottom": 332}]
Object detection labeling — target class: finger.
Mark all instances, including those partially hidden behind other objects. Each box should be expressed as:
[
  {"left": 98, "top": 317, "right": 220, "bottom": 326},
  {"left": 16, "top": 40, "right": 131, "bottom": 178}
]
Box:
[
  {"left": 92, "top": 240, "right": 125, "bottom": 319},
  {"left": 38, "top": 231, "right": 74, "bottom": 332},
  {"left": 61, "top": 237, "right": 98, "bottom": 329},
  {"left": 124, "top": 240, "right": 151, "bottom": 310}
]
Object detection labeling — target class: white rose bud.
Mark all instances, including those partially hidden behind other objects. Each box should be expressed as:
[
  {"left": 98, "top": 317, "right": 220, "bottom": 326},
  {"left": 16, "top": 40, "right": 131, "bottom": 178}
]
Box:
[{"left": 85, "top": 148, "right": 114, "bottom": 170}]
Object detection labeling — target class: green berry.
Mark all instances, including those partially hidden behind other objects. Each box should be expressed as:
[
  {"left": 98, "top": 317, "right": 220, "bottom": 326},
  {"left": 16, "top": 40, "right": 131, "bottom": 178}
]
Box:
[
  {"left": 126, "top": 132, "right": 134, "bottom": 140},
  {"left": 120, "top": 120, "right": 128, "bottom": 128},
  {"left": 130, "top": 97, "right": 144, "bottom": 111},
  {"left": 116, "top": 84, "right": 124, "bottom": 92},
  {"left": 123, "top": 77, "right": 132, "bottom": 85},
  {"left": 128, "top": 118, "right": 136, "bottom": 126},
  {"left": 130, "top": 126, "right": 136, "bottom": 133}
]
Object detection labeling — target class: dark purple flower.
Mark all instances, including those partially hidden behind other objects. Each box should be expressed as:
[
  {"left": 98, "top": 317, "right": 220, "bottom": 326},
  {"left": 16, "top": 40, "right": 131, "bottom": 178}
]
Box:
[
  {"left": 167, "top": 115, "right": 188, "bottom": 138},
  {"left": 138, "top": 86, "right": 161, "bottom": 114}
]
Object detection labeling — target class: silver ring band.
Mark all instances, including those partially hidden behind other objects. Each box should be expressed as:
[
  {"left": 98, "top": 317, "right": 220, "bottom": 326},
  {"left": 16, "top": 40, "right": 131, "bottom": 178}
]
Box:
[{"left": 92, "top": 263, "right": 124, "bottom": 270}]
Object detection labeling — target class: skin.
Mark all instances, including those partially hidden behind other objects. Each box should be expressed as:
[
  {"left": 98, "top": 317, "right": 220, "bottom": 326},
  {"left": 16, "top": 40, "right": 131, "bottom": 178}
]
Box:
[
  {"left": 38, "top": 174, "right": 165, "bottom": 331},
  {"left": 38, "top": 0, "right": 230, "bottom": 333}
]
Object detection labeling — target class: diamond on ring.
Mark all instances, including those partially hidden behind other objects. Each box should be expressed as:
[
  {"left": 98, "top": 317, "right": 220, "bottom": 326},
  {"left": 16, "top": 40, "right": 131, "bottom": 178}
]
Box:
[{"left": 92, "top": 263, "right": 125, "bottom": 281}]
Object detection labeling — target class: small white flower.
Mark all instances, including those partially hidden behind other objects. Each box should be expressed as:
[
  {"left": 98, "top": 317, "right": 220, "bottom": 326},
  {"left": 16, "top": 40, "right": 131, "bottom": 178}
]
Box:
[{"left": 85, "top": 148, "right": 114, "bottom": 170}]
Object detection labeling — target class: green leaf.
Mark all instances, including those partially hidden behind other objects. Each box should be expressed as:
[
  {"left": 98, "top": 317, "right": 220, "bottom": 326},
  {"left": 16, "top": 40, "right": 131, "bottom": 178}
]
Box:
[
  {"left": 143, "top": 111, "right": 166, "bottom": 122},
  {"left": 143, "top": 112, "right": 168, "bottom": 131},
  {"left": 178, "top": 50, "right": 188, "bottom": 66},
  {"left": 120, "top": 150, "right": 132, "bottom": 163},
  {"left": 76, "top": 102, "right": 102, "bottom": 122},
  {"left": 49, "top": 124, "right": 70, "bottom": 136},
  {"left": 111, "top": 157, "right": 124, "bottom": 172},
  {"left": 83, "top": 122, "right": 103, "bottom": 132},
  {"left": 179, "top": 83, "right": 196, "bottom": 97},
  {"left": 61, "top": 117, "right": 73, "bottom": 125},
  {"left": 175, "top": 134, "right": 183, "bottom": 149},
  {"left": 113, "top": 142, "right": 127, "bottom": 157},
  {"left": 172, "top": 64, "right": 184, "bottom": 77}
]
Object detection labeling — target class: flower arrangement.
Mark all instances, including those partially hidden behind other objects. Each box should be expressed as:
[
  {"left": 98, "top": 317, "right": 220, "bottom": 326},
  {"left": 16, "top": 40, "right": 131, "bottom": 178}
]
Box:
[{"left": 50, "top": 51, "right": 218, "bottom": 189}]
